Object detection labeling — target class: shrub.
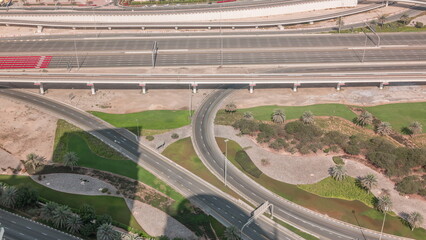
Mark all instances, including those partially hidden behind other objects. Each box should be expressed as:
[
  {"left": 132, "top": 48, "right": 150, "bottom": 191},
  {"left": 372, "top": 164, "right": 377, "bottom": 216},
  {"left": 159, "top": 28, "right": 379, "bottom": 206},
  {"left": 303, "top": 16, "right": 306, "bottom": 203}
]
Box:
[
  {"left": 285, "top": 121, "right": 323, "bottom": 143},
  {"left": 15, "top": 186, "right": 39, "bottom": 209},
  {"left": 323, "top": 148, "right": 330, "bottom": 153},
  {"left": 145, "top": 135, "right": 154, "bottom": 141},
  {"left": 332, "top": 156, "right": 345, "bottom": 165},
  {"left": 415, "top": 21, "right": 424, "bottom": 28},
  {"left": 269, "top": 138, "right": 288, "bottom": 150},
  {"left": 344, "top": 144, "right": 360, "bottom": 155},
  {"left": 261, "top": 159, "right": 270, "bottom": 166},
  {"left": 232, "top": 119, "right": 259, "bottom": 135},
  {"left": 234, "top": 150, "right": 262, "bottom": 178},
  {"left": 101, "top": 188, "right": 108, "bottom": 193},
  {"left": 323, "top": 131, "right": 348, "bottom": 147},
  {"left": 396, "top": 176, "right": 420, "bottom": 194},
  {"left": 171, "top": 133, "right": 179, "bottom": 139}
]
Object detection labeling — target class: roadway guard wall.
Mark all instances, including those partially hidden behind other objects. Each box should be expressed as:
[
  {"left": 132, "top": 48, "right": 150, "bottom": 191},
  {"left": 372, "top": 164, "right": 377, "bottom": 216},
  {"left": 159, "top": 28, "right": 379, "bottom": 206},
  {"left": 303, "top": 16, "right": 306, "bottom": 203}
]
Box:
[{"left": 1, "top": 0, "right": 358, "bottom": 22}]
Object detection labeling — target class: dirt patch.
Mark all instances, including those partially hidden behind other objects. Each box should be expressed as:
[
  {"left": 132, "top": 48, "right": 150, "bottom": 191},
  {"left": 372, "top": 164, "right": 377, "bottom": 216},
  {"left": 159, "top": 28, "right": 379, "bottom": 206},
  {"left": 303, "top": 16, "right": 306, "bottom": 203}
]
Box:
[
  {"left": 0, "top": 95, "right": 57, "bottom": 161},
  {"left": 25, "top": 88, "right": 213, "bottom": 114}
]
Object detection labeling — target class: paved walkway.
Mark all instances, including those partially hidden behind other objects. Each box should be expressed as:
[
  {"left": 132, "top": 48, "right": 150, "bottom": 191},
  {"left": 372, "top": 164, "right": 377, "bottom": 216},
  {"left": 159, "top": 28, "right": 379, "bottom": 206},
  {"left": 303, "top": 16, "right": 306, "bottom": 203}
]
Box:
[
  {"left": 214, "top": 125, "right": 426, "bottom": 228},
  {"left": 30, "top": 173, "right": 195, "bottom": 238},
  {"left": 140, "top": 125, "right": 192, "bottom": 153}
]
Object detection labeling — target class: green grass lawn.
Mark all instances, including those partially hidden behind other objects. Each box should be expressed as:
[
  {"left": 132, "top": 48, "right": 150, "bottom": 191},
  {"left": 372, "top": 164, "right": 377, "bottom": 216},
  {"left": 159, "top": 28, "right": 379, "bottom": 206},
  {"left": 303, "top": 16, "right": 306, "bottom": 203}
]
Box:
[
  {"left": 90, "top": 110, "right": 191, "bottom": 135},
  {"left": 162, "top": 138, "right": 241, "bottom": 199},
  {"left": 216, "top": 104, "right": 356, "bottom": 125},
  {"left": 298, "top": 177, "right": 376, "bottom": 207},
  {"left": 216, "top": 138, "right": 426, "bottom": 239},
  {"left": 53, "top": 120, "right": 220, "bottom": 238},
  {"left": 364, "top": 102, "right": 426, "bottom": 134},
  {"left": 0, "top": 175, "right": 144, "bottom": 233}
]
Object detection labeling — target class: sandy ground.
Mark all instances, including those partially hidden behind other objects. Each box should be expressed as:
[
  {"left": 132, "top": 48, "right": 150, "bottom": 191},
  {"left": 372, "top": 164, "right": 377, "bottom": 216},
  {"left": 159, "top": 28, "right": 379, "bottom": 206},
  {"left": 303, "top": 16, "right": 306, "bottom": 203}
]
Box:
[
  {"left": 25, "top": 88, "right": 213, "bottom": 114},
  {"left": 226, "top": 85, "right": 426, "bottom": 107},
  {"left": 215, "top": 125, "right": 426, "bottom": 228},
  {"left": 126, "top": 199, "right": 196, "bottom": 239},
  {"left": 29, "top": 173, "right": 194, "bottom": 238},
  {"left": 0, "top": 94, "right": 57, "bottom": 161},
  {"left": 0, "top": 149, "right": 25, "bottom": 174}
]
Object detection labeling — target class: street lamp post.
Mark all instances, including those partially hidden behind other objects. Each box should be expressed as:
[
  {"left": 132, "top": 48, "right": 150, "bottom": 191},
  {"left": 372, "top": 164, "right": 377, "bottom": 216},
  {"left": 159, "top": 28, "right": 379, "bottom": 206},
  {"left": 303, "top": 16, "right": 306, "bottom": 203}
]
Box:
[
  {"left": 224, "top": 139, "right": 229, "bottom": 186},
  {"left": 379, "top": 206, "right": 389, "bottom": 240}
]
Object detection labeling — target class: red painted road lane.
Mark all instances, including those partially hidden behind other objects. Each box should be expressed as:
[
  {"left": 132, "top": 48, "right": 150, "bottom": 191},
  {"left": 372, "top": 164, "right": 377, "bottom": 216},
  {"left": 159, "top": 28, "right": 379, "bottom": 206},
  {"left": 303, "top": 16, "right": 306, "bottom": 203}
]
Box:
[{"left": 0, "top": 56, "right": 52, "bottom": 69}]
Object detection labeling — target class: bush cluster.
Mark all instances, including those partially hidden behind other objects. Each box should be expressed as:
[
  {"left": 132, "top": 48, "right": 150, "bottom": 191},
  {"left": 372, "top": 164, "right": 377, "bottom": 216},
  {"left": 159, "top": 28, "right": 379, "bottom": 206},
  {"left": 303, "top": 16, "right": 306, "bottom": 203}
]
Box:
[
  {"left": 232, "top": 116, "right": 426, "bottom": 196},
  {"left": 234, "top": 150, "right": 263, "bottom": 178}
]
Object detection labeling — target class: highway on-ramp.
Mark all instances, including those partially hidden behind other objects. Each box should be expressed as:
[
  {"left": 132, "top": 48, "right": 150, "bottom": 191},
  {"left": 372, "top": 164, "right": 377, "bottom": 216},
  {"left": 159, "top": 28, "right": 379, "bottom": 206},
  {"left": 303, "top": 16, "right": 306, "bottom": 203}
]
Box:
[
  {"left": 191, "top": 87, "right": 413, "bottom": 240},
  {"left": 0, "top": 88, "right": 300, "bottom": 240}
]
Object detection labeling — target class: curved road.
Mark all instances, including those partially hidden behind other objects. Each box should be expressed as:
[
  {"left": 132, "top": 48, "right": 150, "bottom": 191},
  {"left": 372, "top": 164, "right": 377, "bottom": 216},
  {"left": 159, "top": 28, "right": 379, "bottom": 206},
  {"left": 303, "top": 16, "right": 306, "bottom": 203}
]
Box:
[
  {"left": 0, "top": 87, "right": 300, "bottom": 240},
  {"left": 191, "top": 87, "right": 413, "bottom": 240}
]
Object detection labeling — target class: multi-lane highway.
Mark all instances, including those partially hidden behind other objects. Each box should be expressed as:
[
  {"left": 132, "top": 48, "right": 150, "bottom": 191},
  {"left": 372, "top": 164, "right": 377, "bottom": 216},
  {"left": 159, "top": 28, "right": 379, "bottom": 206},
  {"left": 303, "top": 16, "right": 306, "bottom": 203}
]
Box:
[
  {"left": 0, "top": 88, "right": 300, "bottom": 240},
  {"left": 0, "top": 208, "right": 80, "bottom": 240},
  {"left": 2, "top": 33, "right": 426, "bottom": 68}
]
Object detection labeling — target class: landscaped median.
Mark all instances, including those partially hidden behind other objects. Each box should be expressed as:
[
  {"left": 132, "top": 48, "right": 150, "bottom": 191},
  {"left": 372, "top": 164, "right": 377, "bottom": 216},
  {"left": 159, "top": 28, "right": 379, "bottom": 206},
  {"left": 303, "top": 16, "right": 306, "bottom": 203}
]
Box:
[
  {"left": 215, "top": 137, "right": 426, "bottom": 239},
  {"left": 44, "top": 119, "right": 224, "bottom": 238}
]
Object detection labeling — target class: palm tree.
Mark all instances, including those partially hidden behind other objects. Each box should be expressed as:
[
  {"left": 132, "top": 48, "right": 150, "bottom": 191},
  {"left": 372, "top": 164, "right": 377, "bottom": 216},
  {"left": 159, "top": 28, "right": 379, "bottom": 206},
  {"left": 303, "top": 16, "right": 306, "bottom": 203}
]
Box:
[
  {"left": 376, "top": 122, "right": 392, "bottom": 136},
  {"left": 407, "top": 212, "right": 424, "bottom": 231},
  {"left": 40, "top": 201, "right": 60, "bottom": 221},
  {"left": 408, "top": 121, "right": 422, "bottom": 135},
  {"left": 360, "top": 174, "right": 377, "bottom": 191},
  {"left": 66, "top": 213, "right": 83, "bottom": 234},
  {"left": 0, "top": 185, "right": 18, "bottom": 208},
  {"left": 63, "top": 152, "right": 79, "bottom": 171},
  {"left": 400, "top": 13, "right": 410, "bottom": 25},
  {"left": 97, "top": 223, "right": 120, "bottom": 240},
  {"left": 357, "top": 110, "right": 373, "bottom": 126},
  {"left": 225, "top": 103, "right": 237, "bottom": 114},
  {"left": 52, "top": 205, "right": 72, "bottom": 229},
  {"left": 330, "top": 164, "right": 347, "bottom": 181},
  {"left": 243, "top": 111, "right": 253, "bottom": 120},
  {"left": 271, "top": 110, "right": 286, "bottom": 124},
  {"left": 379, "top": 14, "right": 387, "bottom": 27},
  {"left": 301, "top": 111, "right": 314, "bottom": 124},
  {"left": 224, "top": 225, "right": 241, "bottom": 240},
  {"left": 26, "top": 153, "right": 45, "bottom": 170},
  {"left": 336, "top": 17, "right": 344, "bottom": 33},
  {"left": 377, "top": 195, "right": 392, "bottom": 240}
]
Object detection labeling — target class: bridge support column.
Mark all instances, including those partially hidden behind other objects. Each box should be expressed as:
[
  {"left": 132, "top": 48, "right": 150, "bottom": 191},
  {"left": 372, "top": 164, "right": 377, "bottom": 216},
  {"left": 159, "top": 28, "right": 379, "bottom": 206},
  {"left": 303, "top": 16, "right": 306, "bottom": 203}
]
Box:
[
  {"left": 278, "top": 25, "right": 284, "bottom": 30},
  {"left": 108, "top": 27, "right": 112, "bottom": 30},
  {"left": 309, "top": 21, "right": 314, "bottom": 25},
  {"left": 208, "top": 26, "right": 211, "bottom": 30},
  {"left": 379, "top": 82, "right": 389, "bottom": 90},
  {"left": 87, "top": 83, "right": 96, "bottom": 95},
  {"left": 385, "top": 0, "right": 388, "bottom": 7},
  {"left": 232, "top": 26, "right": 235, "bottom": 30},
  {"left": 249, "top": 83, "right": 256, "bottom": 93},
  {"left": 293, "top": 83, "right": 300, "bottom": 92},
  {"left": 37, "top": 25, "right": 43, "bottom": 33},
  {"left": 255, "top": 26, "right": 259, "bottom": 29},
  {"left": 34, "top": 82, "right": 44, "bottom": 95},
  {"left": 192, "top": 83, "right": 198, "bottom": 94},
  {"left": 5, "top": 24, "right": 9, "bottom": 27},
  {"left": 175, "top": 27, "right": 179, "bottom": 30},
  {"left": 336, "top": 82, "right": 345, "bottom": 91},
  {"left": 139, "top": 83, "right": 147, "bottom": 94}
]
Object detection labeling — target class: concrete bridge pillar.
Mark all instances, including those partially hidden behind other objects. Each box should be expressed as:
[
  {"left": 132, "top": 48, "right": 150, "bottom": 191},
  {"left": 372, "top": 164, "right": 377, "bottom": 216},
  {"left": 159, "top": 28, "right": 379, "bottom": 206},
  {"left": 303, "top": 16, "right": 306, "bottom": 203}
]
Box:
[
  {"left": 34, "top": 82, "right": 44, "bottom": 94},
  {"left": 336, "top": 82, "right": 345, "bottom": 91},
  {"left": 141, "top": 27, "right": 145, "bottom": 30},
  {"left": 108, "top": 27, "right": 112, "bottom": 30},
  {"left": 293, "top": 83, "right": 300, "bottom": 92},
  {"left": 87, "top": 83, "right": 96, "bottom": 95},
  {"left": 208, "top": 26, "right": 211, "bottom": 30},
  {"left": 139, "top": 83, "right": 147, "bottom": 94},
  {"left": 175, "top": 27, "right": 179, "bottom": 30},
  {"left": 37, "top": 25, "right": 43, "bottom": 33},
  {"left": 249, "top": 83, "right": 256, "bottom": 93},
  {"left": 309, "top": 21, "right": 314, "bottom": 25},
  {"left": 192, "top": 83, "right": 198, "bottom": 94},
  {"left": 278, "top": 25, "right": 284, "bottom": 30},
  {"left": 385, "top": 0, "right": 388, "bottom": 7}
]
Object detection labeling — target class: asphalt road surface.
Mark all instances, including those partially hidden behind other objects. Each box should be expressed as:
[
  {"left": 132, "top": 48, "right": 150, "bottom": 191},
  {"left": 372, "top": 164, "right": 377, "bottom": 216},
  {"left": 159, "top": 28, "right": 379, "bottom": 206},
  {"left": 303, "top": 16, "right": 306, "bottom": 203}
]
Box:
[
  {"left": 40, "top": 48, "right": 426, "bottom": 68},
  {"left": 0, "top": 88, "right": 300, "bottom": 240},
  {"left": 192, "top": 87, "right": 412, "bottom": 240},
  {"left": 2, "top": 33, "right": 425, "bottom": 53},
  {"left": 0, "top": 209, "right": 80, "bottom": 240}
]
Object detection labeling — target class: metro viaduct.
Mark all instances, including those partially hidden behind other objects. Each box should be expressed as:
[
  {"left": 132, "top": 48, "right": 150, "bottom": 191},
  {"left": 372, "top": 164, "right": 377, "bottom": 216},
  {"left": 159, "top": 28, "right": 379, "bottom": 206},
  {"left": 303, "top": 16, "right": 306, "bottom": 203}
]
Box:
[{"left": 1, "top": 72, "right": 425, "bottom": 94}]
